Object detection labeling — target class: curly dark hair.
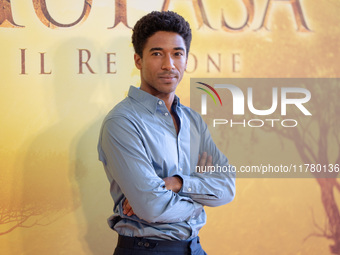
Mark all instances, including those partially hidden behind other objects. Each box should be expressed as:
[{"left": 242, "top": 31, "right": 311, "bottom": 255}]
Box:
[{"left": 132, "top": 11, "right": 192, "bottom": 58}]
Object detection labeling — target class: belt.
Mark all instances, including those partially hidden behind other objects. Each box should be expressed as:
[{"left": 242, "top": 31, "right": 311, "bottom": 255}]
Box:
[{"left": 117, "top": 235, "right": 200, "bottom": 252}]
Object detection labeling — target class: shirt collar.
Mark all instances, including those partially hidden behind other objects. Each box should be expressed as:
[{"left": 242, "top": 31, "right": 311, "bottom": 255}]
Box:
[{"left": 128, "top": 86, "right": 181, "bottom": 114}]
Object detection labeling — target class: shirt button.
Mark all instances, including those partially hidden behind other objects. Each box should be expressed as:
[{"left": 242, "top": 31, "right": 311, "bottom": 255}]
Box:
[
  {"left": 164, "top": 112, "right": 169, "bottom": 116},
  {"left": 188, "top": 187, "right": 192, "bottom": 192},
  {"left": 158, "top": 101, "right": 163, "bottom": 105},
  {"left": 180, "top": 168, "right": 183, "bottom": 171}
]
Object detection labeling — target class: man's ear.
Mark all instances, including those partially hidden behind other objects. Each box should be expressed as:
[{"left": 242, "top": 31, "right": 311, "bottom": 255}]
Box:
[{"left": 134, "top": 53, "right": 142, "bottom": 70}]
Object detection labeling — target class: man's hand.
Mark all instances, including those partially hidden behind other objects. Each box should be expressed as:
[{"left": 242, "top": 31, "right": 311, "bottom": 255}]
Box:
[
  {"left": 163, "top": 176, "right": 183, "bottom": 193},
  {"left": 123, "top": 198, "right": 135, "bottom": 216},
  {"left": 197, "top": 151, "right": 213, "bottom": 173}
]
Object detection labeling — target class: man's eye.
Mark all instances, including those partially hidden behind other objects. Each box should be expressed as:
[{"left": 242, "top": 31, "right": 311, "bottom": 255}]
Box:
[
  {"left": 152, "top": 52, "right": 161, "bottom": 56},
  {"left": 174, "top": 52, "right": 184, "bottom": 56}
]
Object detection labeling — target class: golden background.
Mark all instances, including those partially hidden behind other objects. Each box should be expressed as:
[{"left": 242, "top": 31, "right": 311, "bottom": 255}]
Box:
[{"left": 1, "top": 0, "right": 339, "bottom": 254}]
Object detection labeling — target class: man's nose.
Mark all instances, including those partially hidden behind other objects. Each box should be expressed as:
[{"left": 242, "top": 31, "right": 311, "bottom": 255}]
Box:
[{"left": 161, "top": 54, "right": 175, "bottom": 70}]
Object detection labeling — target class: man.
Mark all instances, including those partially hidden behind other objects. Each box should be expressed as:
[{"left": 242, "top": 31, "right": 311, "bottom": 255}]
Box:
[{"left": 98, "top": 11, "right": 235, "bottom": 255}]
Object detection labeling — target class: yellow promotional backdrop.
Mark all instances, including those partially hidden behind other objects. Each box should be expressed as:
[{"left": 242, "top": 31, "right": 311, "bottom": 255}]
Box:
[{"left": 1, "top": 0, "right": 339, "bottom": 254}]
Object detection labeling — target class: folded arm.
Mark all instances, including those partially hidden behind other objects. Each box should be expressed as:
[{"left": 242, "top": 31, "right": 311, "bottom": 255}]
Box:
[
  {"left": 178, "top": 116, "right": 236, "bottom": 207},
  {"left": 98, "top": 116, "right": 202, "bottom": 223},
  {"left": 123, "top": 175, "right": 183, "bottom": 216}
]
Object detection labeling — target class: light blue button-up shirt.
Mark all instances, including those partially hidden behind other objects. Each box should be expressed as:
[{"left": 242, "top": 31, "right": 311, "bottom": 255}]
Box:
[{"left": 98, "top": 86, "right": 235, "bottom": 241}]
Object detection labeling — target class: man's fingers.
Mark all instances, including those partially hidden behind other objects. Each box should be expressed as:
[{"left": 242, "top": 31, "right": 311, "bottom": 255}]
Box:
[
  {"left": 123, "top": 199, "right": 134, "bottom": 215},
  {"left": 123, "top": 198, "right": 128, "bottom": 207},
  {"left": 198, "top": 152, "right": 207, "bottom": 168},
  {"left": 207, "top": 155, "right": 213, "bottom": 167},
  {"left": 126, "top": 208, "right": 135, "bottom": 216},
  {"left": 122, "top": 198, "right": 136, "bottom": 216},
  {"left": 197, "top": 152, "right": 213, "bottom": 173},
  {"left": 123, "top": 199, "right": 130, "bottom": 210}
]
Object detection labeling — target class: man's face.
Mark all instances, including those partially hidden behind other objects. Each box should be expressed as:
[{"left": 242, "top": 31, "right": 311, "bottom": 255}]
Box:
[{"left": 134, "top": 31, "right": 188, "bottom": 97}]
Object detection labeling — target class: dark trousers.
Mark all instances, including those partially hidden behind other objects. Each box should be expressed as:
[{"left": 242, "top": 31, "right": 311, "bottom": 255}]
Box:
[{"left": 114, "top": 235, "right": 207, "bottom": 255}]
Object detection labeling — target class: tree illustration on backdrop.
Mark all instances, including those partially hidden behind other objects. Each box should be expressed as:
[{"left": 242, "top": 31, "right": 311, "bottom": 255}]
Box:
[{"left": 256, "top": 79, "right": 340, "bottom": 254}]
